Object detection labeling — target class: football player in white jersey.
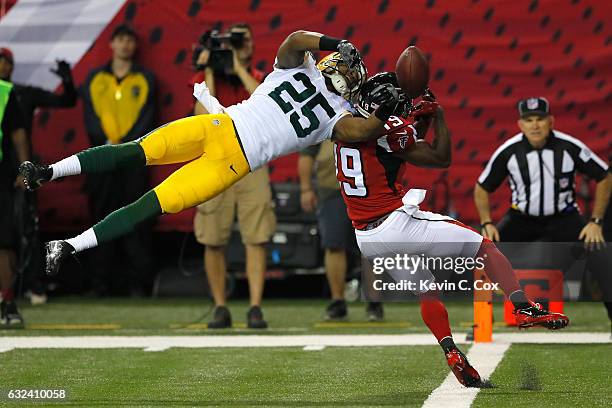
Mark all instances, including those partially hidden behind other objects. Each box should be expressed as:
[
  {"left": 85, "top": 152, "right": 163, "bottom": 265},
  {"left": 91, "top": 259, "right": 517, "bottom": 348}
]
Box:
[{"left": 19, "top": 30, "right": 401, "bottom": 275}]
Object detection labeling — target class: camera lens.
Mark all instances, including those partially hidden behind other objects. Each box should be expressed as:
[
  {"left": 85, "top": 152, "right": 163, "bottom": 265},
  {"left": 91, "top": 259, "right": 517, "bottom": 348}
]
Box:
[{"left": 229, "top": 31, "right": 245, "bottom": 49}]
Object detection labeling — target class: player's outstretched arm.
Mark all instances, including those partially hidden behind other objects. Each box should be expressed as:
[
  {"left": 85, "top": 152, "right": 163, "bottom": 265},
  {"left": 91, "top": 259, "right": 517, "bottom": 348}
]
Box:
[
  {"left": 332, "top": 115, "right": 385, "bottom": 143},
  {"left": 332, "top": 82, "right": 400, "bottom": 142},
  {"left": 412, "top": 93, "right": 438, "bottom": 139},
  {"left": 276, "top": 31, "right": 359, "bottom": 69},
  {"left": 394, "top": 106, "right": 450, "bottom": 168}
]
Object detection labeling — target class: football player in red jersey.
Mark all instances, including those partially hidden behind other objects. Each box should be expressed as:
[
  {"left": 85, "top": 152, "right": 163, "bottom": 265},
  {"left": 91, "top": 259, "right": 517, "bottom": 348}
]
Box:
[{"left": 335, "top": 72, "right": 570, "bottom": 387}]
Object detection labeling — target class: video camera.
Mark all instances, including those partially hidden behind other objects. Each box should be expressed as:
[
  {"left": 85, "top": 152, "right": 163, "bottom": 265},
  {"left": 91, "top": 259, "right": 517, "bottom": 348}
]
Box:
[{"left": 192, "top": 29, "right": 247, "bottom": 73}]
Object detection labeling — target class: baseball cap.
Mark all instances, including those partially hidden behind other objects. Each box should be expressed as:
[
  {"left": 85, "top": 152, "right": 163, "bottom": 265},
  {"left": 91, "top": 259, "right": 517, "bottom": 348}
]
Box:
[
  {"left": 518, "top": 97, "right": 550, "bottom": 118},
  {"left": 111, "top": 23, "right": 138, "bottom": 40},
  {"left": 0, "top": 47, "right": 14, "bottom": 65}
]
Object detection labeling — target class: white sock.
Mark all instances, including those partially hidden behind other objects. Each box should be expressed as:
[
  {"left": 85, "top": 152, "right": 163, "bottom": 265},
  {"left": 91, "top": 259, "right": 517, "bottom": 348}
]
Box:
[
  {"left": 50, "top": 155, "right": 81, "bottom": 180},
  {"left": 65, "top": 228, "right": 98, "bottom": 253}
]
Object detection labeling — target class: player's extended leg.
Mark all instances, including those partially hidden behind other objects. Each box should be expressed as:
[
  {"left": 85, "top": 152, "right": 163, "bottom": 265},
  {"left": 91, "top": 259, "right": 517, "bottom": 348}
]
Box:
[
  {"left": 44, "top": 114, "right": 251, "bottom": 275},
  {"left": 19, "top": 116, "right": 216, "bottom": 190},
  {"left": 358, "top": 209, "right": 568, "bottom": 330},
  {"left": 416, "top": 212, "right": 568, "bottom": 329},
  {"left": 474, "top": 239, "right": 568, "bottom": 329},
  {"left": 419, "top": 290, "right": 482, "bottom": 387},
  {"left": 423, "top": 214, "right": 569, "bottom": 330}
]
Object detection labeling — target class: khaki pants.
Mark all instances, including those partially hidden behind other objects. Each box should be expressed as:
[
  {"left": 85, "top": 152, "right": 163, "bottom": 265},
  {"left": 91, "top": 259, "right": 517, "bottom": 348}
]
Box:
[{"left": 194, "top": 166, "right": 276, "bottom": 246}]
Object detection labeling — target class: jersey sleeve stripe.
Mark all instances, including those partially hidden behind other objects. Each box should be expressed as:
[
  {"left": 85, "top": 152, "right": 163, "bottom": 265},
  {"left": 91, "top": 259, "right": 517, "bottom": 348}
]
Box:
[
  {"left": 478, "top": 133, "right": 522, "bottom": 184},
  {"left": 553, "top": 130, "right": 609, "bottom": 170}
]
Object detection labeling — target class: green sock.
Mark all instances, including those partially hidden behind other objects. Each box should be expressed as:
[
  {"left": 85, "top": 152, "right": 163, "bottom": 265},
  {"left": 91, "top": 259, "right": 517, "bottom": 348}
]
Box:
[
  {"left": 93, "top": 190, "right": 161, "bottom": 244},
  {"left": 76, "top": 141, "right": 146, "bottom": 173}
]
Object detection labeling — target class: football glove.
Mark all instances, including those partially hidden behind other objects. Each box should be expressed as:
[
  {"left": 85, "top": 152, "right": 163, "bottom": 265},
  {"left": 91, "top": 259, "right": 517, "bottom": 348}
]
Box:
[
  {"left": 371, "top": 83, "right": 400, "bottom": 106},
  {"left": 50, "top": 60, "right": 73, "bottom": 83},
  {"left": 337, "top": 40, "right": 361, "bottom": 69},
  {"left": 410, "top": 100, "right": 439, "bottom": 118},
  {"left": 371, "top": 83, "right": 400, "bottom": 121}
]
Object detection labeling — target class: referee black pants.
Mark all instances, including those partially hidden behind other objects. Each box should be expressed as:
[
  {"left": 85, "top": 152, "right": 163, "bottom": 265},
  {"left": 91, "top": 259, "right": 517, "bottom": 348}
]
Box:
[{"left": 497, "top": 208, "right": 612, "bottom": 321}]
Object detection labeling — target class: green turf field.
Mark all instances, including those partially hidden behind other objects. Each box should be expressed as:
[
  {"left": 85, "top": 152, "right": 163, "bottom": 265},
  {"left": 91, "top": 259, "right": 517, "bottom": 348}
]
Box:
[
  {"left": 474, "top": 344, "right": 612, "bottom": 408},
  {"left": 0, "top": 298, "right": 610, "bottom": 407},
  {"left": 2, "top": 298, "right": 609, "bottom": 335},
  {"left": 0, "top": 346, "right": 449, "bottom": 406}
]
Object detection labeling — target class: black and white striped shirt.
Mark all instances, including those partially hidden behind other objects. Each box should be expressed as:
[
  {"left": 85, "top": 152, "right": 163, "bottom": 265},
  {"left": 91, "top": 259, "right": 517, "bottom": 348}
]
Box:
[{"left": 478, "top": 130, "right": 609, "bottom": 217}]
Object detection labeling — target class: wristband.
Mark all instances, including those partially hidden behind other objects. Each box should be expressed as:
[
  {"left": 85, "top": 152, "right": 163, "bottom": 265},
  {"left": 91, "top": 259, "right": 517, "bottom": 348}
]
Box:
[
  {"left": 319, "top": 35, "right": 342, "bottom": 51},
  {"left": 589, "top": 217, "right": 602, "bottom": 225},
  {"left": 480, "top": 221, "right": 494, "bottom": 229}
]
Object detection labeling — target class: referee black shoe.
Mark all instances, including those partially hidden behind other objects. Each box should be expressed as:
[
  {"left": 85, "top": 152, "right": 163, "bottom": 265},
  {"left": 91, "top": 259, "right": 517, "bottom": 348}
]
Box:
[
  {"left": 45, "top": 240, "right": 75, "bottom": 276},
  {"left": 366, "top": 302, "right": 384, "bottom": 322},
  {"left": 325, "top": 299, "right": 348, "bottom": 321},
  {"left": 207, "top": 305, "right": 232, "bottom": 329},
  {"left": 0, "top": 301, "right": 24, "bottom": 329},
  {"left": 247, "top": 306, "right": 268, "bottom": 329},
  {"left": 19, "top": 161, "right": 52, "bottom": 191}
]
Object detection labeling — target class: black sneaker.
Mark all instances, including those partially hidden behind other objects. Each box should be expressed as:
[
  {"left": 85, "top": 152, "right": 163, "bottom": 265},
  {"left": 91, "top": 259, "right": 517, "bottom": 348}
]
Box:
[
  {"left": 207, "top": 305, "right": 232, "bottom": 329},
  {"left": 366, "top": 302, "right": 384, "bottom": 322},
  {"left": 325, "top": 299, "right": 348, "bottom": 321},
  {"left": 19, "top": 161, "right": 53, "bottom": 191},
  {"left": 0, "top": 301, "right": 24, "bottom": 329},
  {"left": 247, "top": 306, "right": 268, "bottom": 329},
  {"left": 45, "top": 240, "right": 75, "bottom": 276}
]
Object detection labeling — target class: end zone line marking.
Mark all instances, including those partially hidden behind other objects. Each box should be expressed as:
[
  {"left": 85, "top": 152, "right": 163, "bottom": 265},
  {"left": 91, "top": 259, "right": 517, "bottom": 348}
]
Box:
[
  {"left": 0, "top": 332, "right": 607, "bottom": 353},
  {"left": 422, "top": 343, "right": 510, "bottom": 408}
]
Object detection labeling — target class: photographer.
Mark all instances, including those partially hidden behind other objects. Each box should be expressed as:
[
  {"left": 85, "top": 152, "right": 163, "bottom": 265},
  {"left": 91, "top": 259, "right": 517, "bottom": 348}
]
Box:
[
  {"left": 192, "top": 24, "right": 261, "bottom": 96},
  {"left": 192, "top": 23, "right": 276, "bottom": 329},
  {"left": 0, "top": 47, "right": 76, "bottom": 306}
]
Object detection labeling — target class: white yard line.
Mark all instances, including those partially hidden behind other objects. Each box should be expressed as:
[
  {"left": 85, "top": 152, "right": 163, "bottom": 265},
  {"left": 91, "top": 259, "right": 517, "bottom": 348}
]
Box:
[
  {"left": 1, "top": 332, "right": 605, "bottom": 407},
  {"left": 492, "top": 332, "right": 610, "bottom": 344},
  {"left": 0, "top": 332, "right": 607, "bottom": 353},
  {"left": 422, "top": 343, "right": 510, "bottom": 408},
  {"left": 303, "top": 345, "right": 326, "bottom": 351}
]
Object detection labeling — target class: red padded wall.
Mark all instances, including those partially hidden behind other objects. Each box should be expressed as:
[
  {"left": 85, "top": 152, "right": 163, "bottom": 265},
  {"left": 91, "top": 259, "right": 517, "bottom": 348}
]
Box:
[{"left": 31, "top": 0, "right": 611, "bottom": 232}]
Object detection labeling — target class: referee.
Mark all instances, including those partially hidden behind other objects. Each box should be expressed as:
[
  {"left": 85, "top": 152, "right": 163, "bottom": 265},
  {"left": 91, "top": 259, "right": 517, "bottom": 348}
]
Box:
[{"left": 474, "top": 97, "right": 611, "bottom": 322}]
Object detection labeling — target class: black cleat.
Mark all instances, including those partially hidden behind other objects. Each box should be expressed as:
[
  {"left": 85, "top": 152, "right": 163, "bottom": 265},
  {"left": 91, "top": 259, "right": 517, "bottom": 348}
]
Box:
[
  {"left": 207, "top": 305, "right": 232, "bottom": 329},
  {"left": 18, "top": 161, "right": 53, "bottom": 191},
  {"left": 45, "top": 240, "right": 75, "bottom": 276},
  {"left": 366, "top": 302, "right": 384, "bottom": 322},
  {"left": 325, "top": 299, "right": 348, "bottom": 321},
  {"left": 247, "top": 305, "right": 268, "bottom": 329},
  {"left": 0, "top": 301, "right": 24, "bottom": 329}
]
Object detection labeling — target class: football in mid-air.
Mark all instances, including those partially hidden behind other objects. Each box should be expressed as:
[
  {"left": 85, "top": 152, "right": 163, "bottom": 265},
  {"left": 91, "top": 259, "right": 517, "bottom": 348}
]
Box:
[{"left": 395, "top": 46, "right": 430, "bottom": 98}]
